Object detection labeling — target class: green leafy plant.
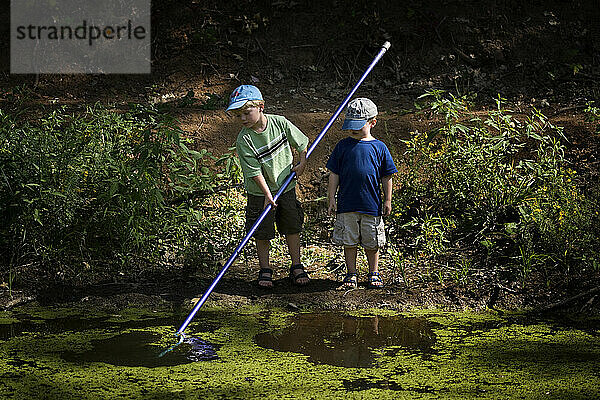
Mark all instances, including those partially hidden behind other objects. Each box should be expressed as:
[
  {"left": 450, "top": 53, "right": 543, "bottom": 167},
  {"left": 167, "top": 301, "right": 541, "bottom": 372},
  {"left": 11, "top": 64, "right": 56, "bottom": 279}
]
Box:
[
  {"left": 584, "top": 101, "right": 600, "bottom": 133},
  {"left": 0, "top": 103, "right": 242, "bottom": 285},
  {"left": 388, "top": 246, "right": 409, "bottom": 285},
  {"left": 389, "top": 90, "right": 599, "bottom": 286}
]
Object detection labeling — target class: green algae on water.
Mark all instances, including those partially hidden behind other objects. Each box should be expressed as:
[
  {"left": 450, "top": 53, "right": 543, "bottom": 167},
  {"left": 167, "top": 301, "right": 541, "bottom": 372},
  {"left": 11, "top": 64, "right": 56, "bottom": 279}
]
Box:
[{"left": 1, "top": 304, "right": 599, "bottom": 399}]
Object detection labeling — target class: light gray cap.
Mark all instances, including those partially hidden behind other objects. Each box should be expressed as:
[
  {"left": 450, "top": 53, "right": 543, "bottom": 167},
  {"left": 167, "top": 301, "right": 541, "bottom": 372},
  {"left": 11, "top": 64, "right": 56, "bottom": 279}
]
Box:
[{"left": 342, "top": 98, "right": 378, "bottom": 130}]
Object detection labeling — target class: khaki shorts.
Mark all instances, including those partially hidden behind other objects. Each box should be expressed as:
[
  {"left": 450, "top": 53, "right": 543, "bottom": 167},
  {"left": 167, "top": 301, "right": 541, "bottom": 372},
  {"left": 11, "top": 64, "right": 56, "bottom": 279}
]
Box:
[{"left": 332, "top": 212, "right": 386, "bottom": 249}]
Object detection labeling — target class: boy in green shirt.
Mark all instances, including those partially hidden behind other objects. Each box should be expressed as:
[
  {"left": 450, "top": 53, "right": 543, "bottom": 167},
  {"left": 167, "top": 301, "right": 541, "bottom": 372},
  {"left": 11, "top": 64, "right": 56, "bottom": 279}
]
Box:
[{"left": 227, "top": 85, "right": 310, "bottom": 288}]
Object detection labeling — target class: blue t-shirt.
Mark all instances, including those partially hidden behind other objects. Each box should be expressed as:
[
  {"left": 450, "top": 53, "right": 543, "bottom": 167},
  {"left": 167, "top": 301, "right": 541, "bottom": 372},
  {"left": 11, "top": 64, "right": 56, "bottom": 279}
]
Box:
[{"left": 326, "top": 137, "right": 398, "bottom": 216}]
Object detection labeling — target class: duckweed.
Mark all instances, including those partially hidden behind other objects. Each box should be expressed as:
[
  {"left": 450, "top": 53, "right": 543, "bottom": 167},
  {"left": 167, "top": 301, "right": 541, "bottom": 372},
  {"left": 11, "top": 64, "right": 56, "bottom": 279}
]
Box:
[{"left": 1, "top": 304, "right": 599, "bottom": 399}]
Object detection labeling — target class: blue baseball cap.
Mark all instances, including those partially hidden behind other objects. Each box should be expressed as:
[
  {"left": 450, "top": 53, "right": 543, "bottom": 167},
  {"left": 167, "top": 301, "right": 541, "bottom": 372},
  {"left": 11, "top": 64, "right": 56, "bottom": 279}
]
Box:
[
  {"left": 342, "top": 98, "right": 378, "bottom": 130},
  {"left": 226, "top": 85, "right": 263, "bottom": 111}
]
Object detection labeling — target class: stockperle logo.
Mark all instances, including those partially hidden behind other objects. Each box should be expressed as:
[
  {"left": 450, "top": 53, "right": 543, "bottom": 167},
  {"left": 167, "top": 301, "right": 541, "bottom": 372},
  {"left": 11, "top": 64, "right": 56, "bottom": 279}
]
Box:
[{"left": 11, "top": 0, "right": 150, "bottom": 74}]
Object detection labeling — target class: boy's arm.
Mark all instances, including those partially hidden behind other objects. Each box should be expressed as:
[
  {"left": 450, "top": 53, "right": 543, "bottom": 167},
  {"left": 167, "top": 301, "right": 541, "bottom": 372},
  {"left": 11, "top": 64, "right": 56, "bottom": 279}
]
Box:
[
  {"left": 252, "top": 175, "right": 277, "bottom": 209},
  {"left": 283, "top": 117, "right": 309, "bottom": 177},
  {"left": 291, "top": 148, "right": 307, "bottom": 176},
  {"left": 381, "top": 175, "right": 393, "bottom": 216},
  {"left": 327, "top": 171, "right": 339, "bottom": 215}
]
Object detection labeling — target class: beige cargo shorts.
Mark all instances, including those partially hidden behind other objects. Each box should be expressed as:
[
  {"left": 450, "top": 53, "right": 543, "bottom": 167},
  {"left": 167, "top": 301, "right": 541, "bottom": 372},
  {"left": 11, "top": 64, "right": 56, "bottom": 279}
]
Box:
[{"left": 332, "top": 212, "right": 386, "bottom": 249}]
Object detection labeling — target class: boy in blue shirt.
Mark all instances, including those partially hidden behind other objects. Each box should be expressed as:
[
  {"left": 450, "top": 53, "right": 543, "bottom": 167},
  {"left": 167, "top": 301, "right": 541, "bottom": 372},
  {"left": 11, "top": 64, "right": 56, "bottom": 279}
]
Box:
[{"left": 326, "top": 98, "right": 397, "bottom": 289}]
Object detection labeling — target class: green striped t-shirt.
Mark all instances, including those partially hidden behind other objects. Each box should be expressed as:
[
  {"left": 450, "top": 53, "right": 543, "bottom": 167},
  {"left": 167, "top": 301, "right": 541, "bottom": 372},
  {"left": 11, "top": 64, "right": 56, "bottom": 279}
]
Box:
[{"left": 236, "top": 114, "right": 308, "bottom": 196}]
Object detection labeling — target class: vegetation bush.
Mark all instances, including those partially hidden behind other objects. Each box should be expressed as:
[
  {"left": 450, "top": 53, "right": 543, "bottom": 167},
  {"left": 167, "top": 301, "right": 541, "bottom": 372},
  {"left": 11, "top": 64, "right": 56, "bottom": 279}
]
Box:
[
  {"left": 389, "top": 91, "right": 600, "bottom": 286},
  {"left": 0, "top": 103, "right": 242, "bottom": 287},
  {"left": 2, "top": 91, "right": 597, "bottom": 292},
  {"left": 585, "top": 101, "right": 600, "bottom": 133}
]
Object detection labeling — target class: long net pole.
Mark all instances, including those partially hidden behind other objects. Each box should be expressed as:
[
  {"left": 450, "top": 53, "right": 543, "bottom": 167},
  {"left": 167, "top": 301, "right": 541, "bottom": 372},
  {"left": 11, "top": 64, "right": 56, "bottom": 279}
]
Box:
[{"left": 176, "top": 41, "right": 391, "bottom": 336}]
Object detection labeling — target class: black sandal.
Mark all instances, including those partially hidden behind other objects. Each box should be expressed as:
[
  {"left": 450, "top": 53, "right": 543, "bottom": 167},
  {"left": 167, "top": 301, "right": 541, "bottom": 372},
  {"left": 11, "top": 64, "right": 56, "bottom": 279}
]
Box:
[
  {"left": 367, "top": 271, "right": 384, "bottom": 289},
  {"left": 341, "top": 272, "right": 358, "bottom": 289},
  {"left": 289, "top": 264, "right": 310, "bottom": 286},
  {"left": 257, "top": 268, "right": 273, "bottom": 288}
]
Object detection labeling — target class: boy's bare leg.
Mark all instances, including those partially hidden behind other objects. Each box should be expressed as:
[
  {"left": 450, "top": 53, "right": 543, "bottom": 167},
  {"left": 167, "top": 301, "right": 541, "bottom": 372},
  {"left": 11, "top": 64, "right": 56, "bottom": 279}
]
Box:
[
  {"left": 256, "top": 239, "right": 272, "bottom": 287},
  {"left": 285, "top": 233, "right": 301, "bottom": 265},
  {"left": 344, "top": 246, "right": 358, "bottom": 274},
  {"left": 365, "top": 248, "right": 379, "bottom": 273},
  {"left": 286, "top": 233, "right": 308, "bottom": 284},
  {"left": 341, "top": 246, "right": 358, "bottom": 288}
]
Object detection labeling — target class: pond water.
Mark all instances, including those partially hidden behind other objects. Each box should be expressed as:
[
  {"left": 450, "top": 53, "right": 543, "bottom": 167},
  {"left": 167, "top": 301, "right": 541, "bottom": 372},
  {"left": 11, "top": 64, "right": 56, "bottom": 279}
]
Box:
[
  {"left": 255, "top": 313, "right": 436, "bottom": 368},
  {"left": 1, "top": 304, "right": 599, "bottom": 399},
  {"left": 61, "top": 331, "right": 218, "bottom": 367}
]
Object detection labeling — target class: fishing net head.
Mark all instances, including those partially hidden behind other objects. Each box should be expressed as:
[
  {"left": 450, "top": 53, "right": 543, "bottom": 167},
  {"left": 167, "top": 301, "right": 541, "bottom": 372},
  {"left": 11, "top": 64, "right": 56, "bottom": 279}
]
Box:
[{"left": 157, "top": 331, "right": 218, "bottom": 361}]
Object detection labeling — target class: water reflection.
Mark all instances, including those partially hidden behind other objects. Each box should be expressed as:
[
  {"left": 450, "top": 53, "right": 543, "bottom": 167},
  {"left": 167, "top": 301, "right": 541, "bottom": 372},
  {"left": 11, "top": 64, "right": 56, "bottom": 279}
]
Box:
[{"left": 254, "top": 313, "right": 436, "bottom": 368}]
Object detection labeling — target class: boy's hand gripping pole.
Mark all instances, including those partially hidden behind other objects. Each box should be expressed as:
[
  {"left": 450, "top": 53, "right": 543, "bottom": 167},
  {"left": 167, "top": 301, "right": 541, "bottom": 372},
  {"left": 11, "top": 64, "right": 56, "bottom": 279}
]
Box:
[{"left": 175, "top": 41, "right": 391, "bottom": 337}]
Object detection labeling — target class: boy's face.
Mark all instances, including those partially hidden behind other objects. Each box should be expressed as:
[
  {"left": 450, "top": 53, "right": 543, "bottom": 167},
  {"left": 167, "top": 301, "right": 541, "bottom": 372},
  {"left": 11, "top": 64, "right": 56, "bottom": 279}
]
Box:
[{"left": 233, "top": 105, "right": 264, "bottom": 130}]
